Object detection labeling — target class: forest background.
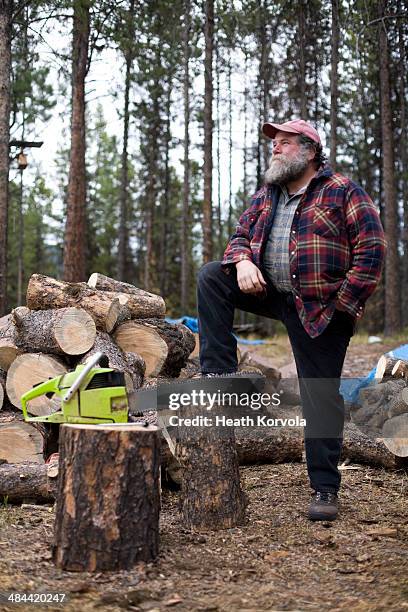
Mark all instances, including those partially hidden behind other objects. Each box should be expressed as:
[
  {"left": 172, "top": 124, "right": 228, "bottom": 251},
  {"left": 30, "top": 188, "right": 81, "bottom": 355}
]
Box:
[{"left": 0, "top": 0, "right": 407, "bottom": 336}]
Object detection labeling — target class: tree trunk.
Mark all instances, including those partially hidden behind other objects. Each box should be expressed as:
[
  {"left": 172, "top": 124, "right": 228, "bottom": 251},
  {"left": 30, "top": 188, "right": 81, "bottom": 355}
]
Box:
[
  {"left": 202, "top": 0, "right": 214, "bottom": 264},
  {"left": 53, "top": 423, "right": 160, "bottom": 571},
  {"left": 181, "top": 0, "right": 190, "bottom": 310},
  {"left": 159, "top": 78, "right": 171, "bottom": 300},
  {"left": 398, "top": 6, "right": 408, "bottom": 326},
  {"left": 378, "top": 3, "right": 401, "bottom": 334},
  {"left": 0, "top": 0, "right": 12, "bottom": 315},
  {"left": 118, "top": 0, "right": 135, "bottom": 283},
  {"left": 11, "top": 306, "right": 96, "bottom": 356},
  {"left": 298, "top": 0, "right": 307, "bottom": 118},
  {"left": 63, "top": 0, "right": 90, "bottom": 282},
  {"left": 329, "top": 0, "right": 339, "bottom": 169}
]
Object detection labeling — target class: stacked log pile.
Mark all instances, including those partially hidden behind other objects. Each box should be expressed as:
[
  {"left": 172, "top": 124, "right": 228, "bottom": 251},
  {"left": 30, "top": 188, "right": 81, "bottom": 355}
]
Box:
[
  {"left": 352, "top": 355, "right": 408, "bottom": 458},
  {"left": 0, "top": 272, "right": 195, "bottom": 467}
]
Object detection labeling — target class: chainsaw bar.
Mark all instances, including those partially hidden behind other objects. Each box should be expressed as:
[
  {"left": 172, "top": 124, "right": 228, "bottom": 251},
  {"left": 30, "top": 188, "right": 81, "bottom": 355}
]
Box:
[{"left": 127, "top": 373, "right": 266, "bottom": 415}]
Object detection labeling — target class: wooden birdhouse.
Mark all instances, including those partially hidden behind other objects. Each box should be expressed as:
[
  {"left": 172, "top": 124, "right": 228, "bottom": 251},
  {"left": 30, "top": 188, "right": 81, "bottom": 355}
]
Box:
[{"left": 17, "top": 151, "right": 28, "bottom": 170}]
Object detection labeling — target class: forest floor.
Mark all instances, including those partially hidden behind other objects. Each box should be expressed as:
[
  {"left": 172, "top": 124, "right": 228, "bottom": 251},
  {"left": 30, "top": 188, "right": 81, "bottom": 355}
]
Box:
[{"left": 0, "top": 335, "right": 407, "bottom": 612}]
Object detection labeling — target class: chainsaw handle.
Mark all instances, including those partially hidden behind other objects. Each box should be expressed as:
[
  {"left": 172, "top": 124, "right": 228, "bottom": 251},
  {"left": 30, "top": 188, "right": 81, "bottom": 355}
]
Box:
[{"left": 63, "top": 351, "right": 105, "bottom": 403}]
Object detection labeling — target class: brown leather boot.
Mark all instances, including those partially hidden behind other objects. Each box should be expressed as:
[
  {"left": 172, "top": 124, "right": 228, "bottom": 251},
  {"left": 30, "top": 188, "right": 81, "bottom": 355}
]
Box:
[{"left": 308, "top": 491, "right": 339, "bottom": 521}]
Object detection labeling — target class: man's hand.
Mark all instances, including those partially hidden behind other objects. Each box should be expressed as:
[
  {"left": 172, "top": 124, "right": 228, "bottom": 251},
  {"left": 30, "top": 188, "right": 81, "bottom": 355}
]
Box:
[{"left": 236, "top": 260, "right": 267, "bottom": 295}]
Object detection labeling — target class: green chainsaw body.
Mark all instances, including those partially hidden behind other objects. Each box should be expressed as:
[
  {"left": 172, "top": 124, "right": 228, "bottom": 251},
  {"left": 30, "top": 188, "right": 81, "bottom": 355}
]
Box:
[{"left": 21, "top": 353, "right": 129, "bottom": 425}]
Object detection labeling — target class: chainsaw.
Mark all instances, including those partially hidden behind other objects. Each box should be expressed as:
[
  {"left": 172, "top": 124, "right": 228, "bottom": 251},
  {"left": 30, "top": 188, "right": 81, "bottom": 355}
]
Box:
[
  {"left": 21, "top": 352, "right": 265, "bottom": 433},
  {"left": 21, "top": 352, "right": 130, "bottom": 425}
]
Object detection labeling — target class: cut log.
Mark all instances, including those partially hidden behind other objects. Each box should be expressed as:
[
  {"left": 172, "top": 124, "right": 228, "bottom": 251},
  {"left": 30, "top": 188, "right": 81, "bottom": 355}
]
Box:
[
  {"left": 175, "top": 404, "right": 247, "bottom": 530},
  {"left": 26, "top": 274, "right": 166, "bottom": 330},
  {"left": 0, "top": 459, "right": 58, "bottom": 503},
  {"left": 382, "top": 414, "right": 408, "bottom": 457},
  {"left": 114, "top": 319, "right": 195, "bottom": 378},
  {"left": 0, "top": 314, "right": 23, "bottom": 370},
  {"left": 342, "top": 422, "right": 407, "bottom": 469},
  {"left": 374, "top": 355, "right": 401, "bottom": 382},
  {"left": 11, "top": 306, "right": 96, "bottom": 356},
  {"left": 53, "top": 423, "right": 160, "bottom": 571},
  {"left": 79, "top": 331, "right": 145, "bottom": 392},
  {"left": 88, "top": 272, "right": 156, "bottom": 299},
  {"left": 387, "top": 386, "right": 408, "bottom": 420},
  {"left": 391, "top": 359, "right": 408, "bottom": 380},
  {"left": 6, "top": 353, "right": 67, "bottom": 416},
  {"left": 0, "top": 421, "right": 45, "bottom": 463},
  {"left": 351, "top": 379, "right": 406, "bottom": 434}
]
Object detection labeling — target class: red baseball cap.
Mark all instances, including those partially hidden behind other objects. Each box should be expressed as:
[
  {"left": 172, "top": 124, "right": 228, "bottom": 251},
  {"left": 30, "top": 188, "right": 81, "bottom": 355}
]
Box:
[{"left": 262, "top": 119, "right": 321, "bottom": 145}]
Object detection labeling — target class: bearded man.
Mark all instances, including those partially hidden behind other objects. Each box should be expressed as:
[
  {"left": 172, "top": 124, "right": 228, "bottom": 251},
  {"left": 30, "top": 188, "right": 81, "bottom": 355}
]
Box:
[{"left": 197, "top": 119, "right": 386, "bottom": 521}]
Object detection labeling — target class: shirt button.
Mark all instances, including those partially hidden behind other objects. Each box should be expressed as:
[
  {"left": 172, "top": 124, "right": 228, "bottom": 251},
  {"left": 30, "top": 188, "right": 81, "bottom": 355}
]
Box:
[
  {"left": 291, "top": 250, "right": 295, "bottom": 255},
  {"left": 292, "top": 230, "right": 296, "bottom": 234},
  {"left": 292, "top": 274, "right": 296, "bottom": 278}
]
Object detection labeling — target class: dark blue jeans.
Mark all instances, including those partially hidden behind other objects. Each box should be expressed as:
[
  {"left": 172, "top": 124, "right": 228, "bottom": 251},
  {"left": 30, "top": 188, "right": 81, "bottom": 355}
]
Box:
[{"left": 197, "top": 261, "right": 354, "bottom": 493}]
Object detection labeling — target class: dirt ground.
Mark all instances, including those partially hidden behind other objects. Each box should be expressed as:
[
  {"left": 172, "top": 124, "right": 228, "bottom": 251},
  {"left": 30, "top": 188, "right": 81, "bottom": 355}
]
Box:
[{"left": 0, "top": 339, "right": 407, "bottom": 612}]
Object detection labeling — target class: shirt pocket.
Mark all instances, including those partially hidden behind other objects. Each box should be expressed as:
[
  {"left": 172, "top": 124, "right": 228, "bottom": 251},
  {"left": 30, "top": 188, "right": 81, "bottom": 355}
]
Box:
[
  {"left": 248, "top": 209, "right": 264, "bottom": 239},
  {"left": 313, "top": 202, "right": 344, "bottom": 238}
]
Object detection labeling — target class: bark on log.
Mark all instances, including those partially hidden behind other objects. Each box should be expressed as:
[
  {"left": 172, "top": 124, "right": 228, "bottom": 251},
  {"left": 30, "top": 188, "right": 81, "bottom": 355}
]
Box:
[
  {"left": 342, "top": 422, "right": 407, "bottom": 469},
  {"left": 88, "top": 273, "right": 157, "bottom": 299},
  {"left": 238, "top": 351, "right": 281, "bottom": 383},
  {"left": 11, "top": 306, "right": 96, "bottom": 356},
  {"left": 0, "top": 459, "right": 58, "bottom": 503},
  {"left": 6, "top": 353, "right": 67, "bottom": 415},
  {"left": 114, "top": 319, "right": 195, "bottom": 378},
  {"left": 26, "top": 274, "right": 166, "bottom": 331},
  {"left": 78, "top": 331, "right": 145, "bottom": 392},
  {"left": 387, "top": 386, "right": 408, "bottom": 420},
  {"left": 382, "top": 414, "right": 408, "bottom": 457},
  {"left": 351, "top": 379, "right": 406, "bottom": 434},
  {"left": 175, "top": 405, "right": 247, "bottom": 529},
  {"left": 53, "top": 423, "right": 161, "bottom": 571},
  {"left": 0, "top": 421, "right": 45, "bottom": 463}
]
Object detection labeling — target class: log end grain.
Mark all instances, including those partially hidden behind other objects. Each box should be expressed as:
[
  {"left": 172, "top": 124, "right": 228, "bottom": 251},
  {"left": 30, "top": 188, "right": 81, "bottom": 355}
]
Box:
[{"left": 53, "top": 307, "right": 96, "bottom": 355}]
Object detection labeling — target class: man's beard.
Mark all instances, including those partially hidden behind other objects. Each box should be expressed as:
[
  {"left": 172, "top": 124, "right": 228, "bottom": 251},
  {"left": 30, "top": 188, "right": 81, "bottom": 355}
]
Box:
[{"left": 264, "top": 150, "right": 310, "bottom": 185}]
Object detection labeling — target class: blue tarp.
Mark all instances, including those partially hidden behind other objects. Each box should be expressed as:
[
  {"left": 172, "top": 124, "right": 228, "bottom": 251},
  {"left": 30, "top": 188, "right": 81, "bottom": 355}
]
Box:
[
  {"left": 166, "top": 316, "right": 267, "bottom": 345},
  {"left": 340, "top": 343, "right": 408, "bottom": 405}
]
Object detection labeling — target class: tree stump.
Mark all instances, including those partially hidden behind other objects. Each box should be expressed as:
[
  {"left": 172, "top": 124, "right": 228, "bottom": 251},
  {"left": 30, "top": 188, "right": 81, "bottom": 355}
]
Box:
[
  {"left": 53, "top": 423, "right": 160, "bottom": 571},
  {"left": 174, "top": 404, "right": 247, "bottom": 530}
]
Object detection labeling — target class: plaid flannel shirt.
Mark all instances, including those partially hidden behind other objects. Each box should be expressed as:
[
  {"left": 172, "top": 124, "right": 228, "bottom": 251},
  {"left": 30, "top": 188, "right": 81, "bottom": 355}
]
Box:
[{"left": 221, "top": 165, "right": 387, "bottom": 338}]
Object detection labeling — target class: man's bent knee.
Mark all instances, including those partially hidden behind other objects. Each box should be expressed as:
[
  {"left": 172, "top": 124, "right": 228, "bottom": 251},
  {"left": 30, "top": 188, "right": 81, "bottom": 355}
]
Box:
[{"left": 197, "top": 261, "right": 224, "bottom": 285}]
